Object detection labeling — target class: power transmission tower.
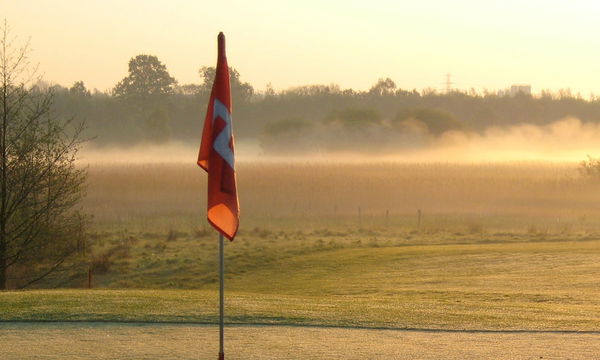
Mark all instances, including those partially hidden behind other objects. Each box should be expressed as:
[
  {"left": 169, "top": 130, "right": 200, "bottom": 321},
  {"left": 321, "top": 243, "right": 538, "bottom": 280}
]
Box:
[{"left": 445, "top": 73, "right": 453, "bottom": 93}]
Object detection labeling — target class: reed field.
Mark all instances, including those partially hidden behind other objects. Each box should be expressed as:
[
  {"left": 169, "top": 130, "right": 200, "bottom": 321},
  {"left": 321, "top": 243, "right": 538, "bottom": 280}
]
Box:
[
  {"left": 85, "top": 160, "right": 600, "bottom": 231},
  {"left": 2, "top": 160, "right": 600, "bottom": 331}
]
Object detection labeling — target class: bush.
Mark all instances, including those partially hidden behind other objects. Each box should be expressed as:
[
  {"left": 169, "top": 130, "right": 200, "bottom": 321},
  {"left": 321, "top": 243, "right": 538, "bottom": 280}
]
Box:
[
  {"left": 260, "top": 117, "right": 314, "bottom": 152},
  {"left": 145, "top": 107, "right": 171, "bottom": 143},
  {"left": 579, "top": 155, "right": 600, "bottom": 178},
  {"left": 324, "top": 108, "right": 382, "bottom": 129},
  {"left": 393, "top": 108, "right": 464, "bottom": 136},
  {"left": 263, "top": 117, "right": 313, "bottom": 136}
]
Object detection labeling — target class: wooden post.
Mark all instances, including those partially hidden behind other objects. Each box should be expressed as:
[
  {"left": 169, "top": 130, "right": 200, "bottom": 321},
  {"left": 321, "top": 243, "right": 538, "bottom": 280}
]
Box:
[
  {"left": 385, "top": 209, "right": 389, "bottom": 228},
  {"left": 358, "top": 207, "right": 362, "bottom": 228},
  {"left": 417, "top": 209, "right": 422, "bottom": 229},
  {"left": 87, "top": 267, "right": 92, "bottom": 289}
]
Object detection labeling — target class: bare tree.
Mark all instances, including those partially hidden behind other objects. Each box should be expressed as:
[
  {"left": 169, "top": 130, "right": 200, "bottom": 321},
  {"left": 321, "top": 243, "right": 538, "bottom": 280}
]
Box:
[{"left": 0, "top": 20, "right": 87, "bottom": 290}]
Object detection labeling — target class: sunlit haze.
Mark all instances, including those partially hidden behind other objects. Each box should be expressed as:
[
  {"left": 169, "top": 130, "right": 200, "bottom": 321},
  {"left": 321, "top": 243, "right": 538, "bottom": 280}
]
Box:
[
  {"left": 4, "top": 1, "right": 600, "bottom": 94},
  {"left": 77, "top": 117, "right": 599, "bottom": 164}
]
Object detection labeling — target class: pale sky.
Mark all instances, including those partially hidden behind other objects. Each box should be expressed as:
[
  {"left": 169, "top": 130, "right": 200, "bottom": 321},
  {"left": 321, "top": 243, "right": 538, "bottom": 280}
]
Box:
[{"left": 3, "top": 1, "right": 600, "bottom": 95}]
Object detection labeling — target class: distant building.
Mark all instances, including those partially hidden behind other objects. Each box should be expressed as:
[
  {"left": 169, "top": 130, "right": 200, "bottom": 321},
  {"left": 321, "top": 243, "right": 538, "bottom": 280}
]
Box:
[
  {"left": 509, "top": 84, "right": 531, "bottom": 96},
  {"left": 498, "top": 84, "right": 532, "bottom": 97}
]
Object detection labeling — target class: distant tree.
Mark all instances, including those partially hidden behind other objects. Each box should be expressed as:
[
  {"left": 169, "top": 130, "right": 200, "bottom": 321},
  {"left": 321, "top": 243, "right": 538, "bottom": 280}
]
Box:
[
  {"left": 369, "top": 78, "right": 396, "bottom": 96},
  {"left": 0, "top": 21, "right": 87, "bottom": 289},
  {"left": 69, "top": 81, "right": 91, "bottom": 97},
  {"left": 113, "top": 55, "right": 177, "bottom": 143},
  {"left": 393, "top": 108, "right": 464, "bottom": 136},
  {"left": 199, "top": 66, "right": 254, "bottom": 102},
  {"left": 265, "top": 82, "right": 276, "bottom": 96},
  {"left": 324, "top": 108, "right": 382, "bottom": 129},
  {"left": 283, "top": 84, "right": 341, "bottom": 97},
  {"left": 175, "top": 83, "right": 202, "bottom": 96},
  {"left": 261, "top": 117, "right": 313, "bottom": 152},
  {"left": 114, "top": 55, "right": 176, "bottom": 103},
  {"left": 145, "top": 108, "right": 171, "bottom": 144},
  {"left": 263, "top": 117, "right": 313, "bottom": 136}
]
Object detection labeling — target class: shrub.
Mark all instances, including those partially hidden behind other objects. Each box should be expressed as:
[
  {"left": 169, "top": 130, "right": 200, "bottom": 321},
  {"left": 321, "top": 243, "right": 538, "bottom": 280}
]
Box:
[
  {"left": 393, "top": 107, "right": 464, "bottom": 135},
  {"left": 324, "top": 108, "right": 382, "bottom": 129},
  {"left": 263, "top": 117, "right": 313, "bottom": 136},
  {"left": 579, "top": 155, "right": 600, "bottom": 178}
]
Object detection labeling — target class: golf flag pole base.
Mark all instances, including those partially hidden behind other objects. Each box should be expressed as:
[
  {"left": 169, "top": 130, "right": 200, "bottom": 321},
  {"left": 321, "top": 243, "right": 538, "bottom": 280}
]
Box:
[{"left": 219, "top": 233, "right": 225, "bottom": 359}]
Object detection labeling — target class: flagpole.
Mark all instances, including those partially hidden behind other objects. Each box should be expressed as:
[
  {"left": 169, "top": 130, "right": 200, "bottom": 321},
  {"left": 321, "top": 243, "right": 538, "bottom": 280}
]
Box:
[
  {"left": 218, "top": 232, "right": 225, "bottom": 360},
  {"left": 198, "top": 31, "right": 237, "bottom": 360}
]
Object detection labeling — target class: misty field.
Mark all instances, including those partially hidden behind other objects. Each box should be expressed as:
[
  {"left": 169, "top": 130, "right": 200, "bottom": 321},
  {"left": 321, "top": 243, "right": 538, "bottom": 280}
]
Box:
[
  {"left": 1, "top": 161, "right": 599, "bottom": 331},
  {"left": 85, "top": 160, "right": 600, "bottom": 231}
]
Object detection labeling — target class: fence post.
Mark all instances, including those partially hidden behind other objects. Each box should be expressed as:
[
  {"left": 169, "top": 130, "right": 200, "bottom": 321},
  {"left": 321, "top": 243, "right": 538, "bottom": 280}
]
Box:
[{"left": 358, "top": 207, "right": 362, "bottom": 228}]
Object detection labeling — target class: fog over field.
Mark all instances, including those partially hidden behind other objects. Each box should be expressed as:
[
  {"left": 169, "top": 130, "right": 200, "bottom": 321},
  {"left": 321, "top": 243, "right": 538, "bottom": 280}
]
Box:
[{"left": 79, "top": 117, "right": 600, "bottom": 164}]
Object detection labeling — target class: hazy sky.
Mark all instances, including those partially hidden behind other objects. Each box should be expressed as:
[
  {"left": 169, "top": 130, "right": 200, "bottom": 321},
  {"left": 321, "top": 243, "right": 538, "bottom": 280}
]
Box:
[{"left": 3, "top": 1, "right": 600, "bottom": 95}]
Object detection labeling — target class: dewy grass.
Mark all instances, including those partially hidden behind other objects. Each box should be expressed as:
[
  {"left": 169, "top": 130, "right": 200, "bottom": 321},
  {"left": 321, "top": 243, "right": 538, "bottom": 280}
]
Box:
[{"left": 2, "top": 239, "right": 600, "bottom": 330}]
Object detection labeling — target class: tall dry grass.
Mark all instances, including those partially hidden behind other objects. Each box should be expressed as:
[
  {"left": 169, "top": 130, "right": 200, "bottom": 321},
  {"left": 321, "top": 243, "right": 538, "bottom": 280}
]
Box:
[{"left": 83, "top": 161, "right": 600, "bottom": 232}]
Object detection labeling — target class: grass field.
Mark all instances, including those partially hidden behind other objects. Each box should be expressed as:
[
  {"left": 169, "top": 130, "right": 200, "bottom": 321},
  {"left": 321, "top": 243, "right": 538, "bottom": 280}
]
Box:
[
  {"left": 2, "top": 238, "right": 600, "bottom": 330},
  {"left": 3, "top": 323, "right": 600, "bottom": 360},
  {"left": 2, "top": 161, "right": 600, "bottom": 331}
]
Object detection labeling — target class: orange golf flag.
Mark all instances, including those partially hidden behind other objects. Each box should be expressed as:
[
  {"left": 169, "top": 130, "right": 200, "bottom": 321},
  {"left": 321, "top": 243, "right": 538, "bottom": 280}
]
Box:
[{"left": 198, "top": 32, "right": 239, "bottom": 241}]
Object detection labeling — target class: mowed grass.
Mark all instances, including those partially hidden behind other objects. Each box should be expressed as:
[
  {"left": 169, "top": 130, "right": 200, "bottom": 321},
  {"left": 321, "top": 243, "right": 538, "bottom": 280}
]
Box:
[
  {"left": 2, "top": 161, "right": 600, "bottom": 330},
  {"left": 2, "top": 238, "right": 600, "bottom": 330}
]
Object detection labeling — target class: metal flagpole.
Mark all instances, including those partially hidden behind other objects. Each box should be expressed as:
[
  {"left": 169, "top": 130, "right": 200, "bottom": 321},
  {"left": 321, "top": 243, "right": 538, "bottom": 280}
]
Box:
[{"left": 218, "top": 233, "right": 225, "bottom": 360}]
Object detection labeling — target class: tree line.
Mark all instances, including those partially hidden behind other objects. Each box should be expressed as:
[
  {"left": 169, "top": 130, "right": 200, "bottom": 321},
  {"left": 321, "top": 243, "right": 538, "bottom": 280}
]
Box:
[{"left": 43, "top": 54, "right": 600, "bottom": 152}]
